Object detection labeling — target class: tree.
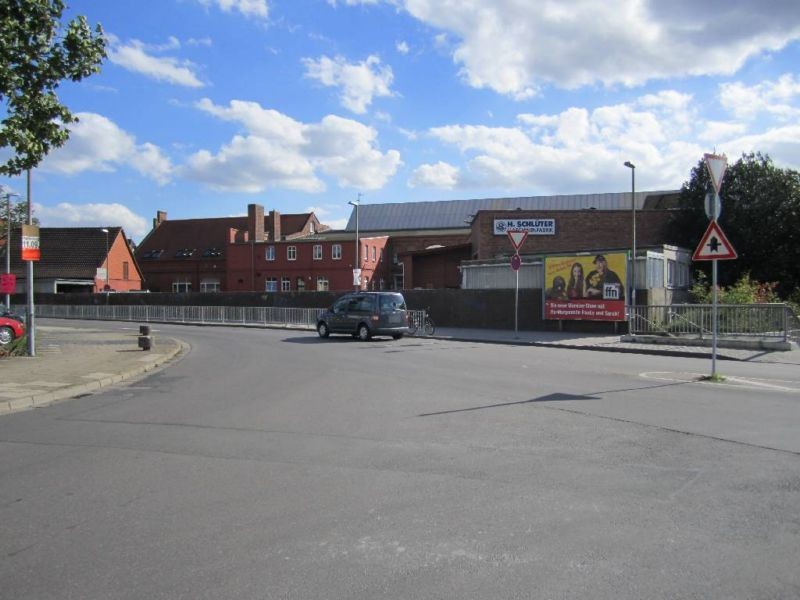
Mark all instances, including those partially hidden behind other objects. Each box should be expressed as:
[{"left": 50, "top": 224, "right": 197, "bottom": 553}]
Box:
[
  {"left": 668, "top": 153, "right": 800, "bottom": 295},
  {"left": 0, "top": 197, "right": 38, "bottom": 226},
  {"left": 0, "top": 0, "right": 106, "bottom": 176}
]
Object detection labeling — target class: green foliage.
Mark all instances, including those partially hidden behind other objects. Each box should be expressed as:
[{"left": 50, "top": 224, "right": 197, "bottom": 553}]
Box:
[
  {"left": 0, "top": 0, "right": 106, "bottom": 176},
  {"left": 668, "top": 153, "right": 800, "bottom": 295},
  {"left": 690, "top": 271, "right": 780, "bottom": 304},
  {"left": 0, "top": 334, "right": 28, "bottom": 357},
  {"left": 0, "top": 198, "right": 38, "bottom": 226}
]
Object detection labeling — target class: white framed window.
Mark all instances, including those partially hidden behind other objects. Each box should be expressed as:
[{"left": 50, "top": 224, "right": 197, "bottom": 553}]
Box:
[
  {"left": 281, "top": 277, "right": 291, "bottom": 292},
  {"left": 265, "top": 246, "right": 275, "bottom": 261},
  {"left": 332, "top": 244, "right": 342, "bottom": 260},
  {"left": 287, "top": 246, "right": 297, "bottom": 261},
  {"left": 372, "top": 246, "right": 376, "bottom": 262},
  {"left": 296, "top": 277, "right": 306, "bottom": 292},
  {"left": 364, "top": 245, "right": 368, "bottom": 262},
  {"left": 265, "top": 277, "right": 278, "bottom": 292},
  {"left": 313, "top": 244, "right": 322, "bottom": 260},
  {"left": 172, "top": 277, "right": 191, "bottom": 293},
  {"left": 316, "top": 276, "right": 329, "bottom": 291},
  {"left": 200, "top": 278, "right": 220, "bottom": 293}
]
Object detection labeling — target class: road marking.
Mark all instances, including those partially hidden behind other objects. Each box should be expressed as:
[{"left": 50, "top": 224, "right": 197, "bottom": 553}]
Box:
[{"left": 641, "top": 371, "right": 800, "bottom": 393}]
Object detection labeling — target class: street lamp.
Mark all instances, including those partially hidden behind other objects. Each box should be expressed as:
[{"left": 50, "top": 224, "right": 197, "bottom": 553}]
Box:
[
  {"left": 624, "top": 161, "right": 636, "bottom": 334},
  {"left": 348, "top": 196, "right": 360, "bottom": 290},
  {"left": 101, "top": 228, "right": 109, "bottom": 293}
]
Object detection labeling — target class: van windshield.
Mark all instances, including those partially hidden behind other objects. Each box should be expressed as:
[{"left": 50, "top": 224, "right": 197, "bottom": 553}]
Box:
[{"left": 379, "top": 293, "right": 406, "bottom": 313}]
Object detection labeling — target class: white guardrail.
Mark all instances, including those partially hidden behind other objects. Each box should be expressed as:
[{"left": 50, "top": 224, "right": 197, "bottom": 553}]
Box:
[{"left": 25, "top": 304, "right": 429, "bottom": 333}]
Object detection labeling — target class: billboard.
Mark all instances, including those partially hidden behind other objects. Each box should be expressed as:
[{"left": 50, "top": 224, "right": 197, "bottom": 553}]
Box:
[{"left": 543, "top": 252, "right": 627, "bottom": 321}]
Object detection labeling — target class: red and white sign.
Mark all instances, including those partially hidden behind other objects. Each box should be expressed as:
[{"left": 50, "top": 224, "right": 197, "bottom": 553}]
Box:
[
  {"left": 21, "top": 224, "right": 40, "bottom": 261},
  {"left": 693, "top": 220, "right": 737, "bottom": 261},
  {"left": 506, "top": 229, "right": 528, "bottom": 252},
  {"left": 704, "top": 153, "right": 727, "bottom": 194},
  {"left": 510, "top": 253, "right": 521, "bottom": 271},
  {"left": 544, "top": 300, "right": 625, "bottom": 322}
]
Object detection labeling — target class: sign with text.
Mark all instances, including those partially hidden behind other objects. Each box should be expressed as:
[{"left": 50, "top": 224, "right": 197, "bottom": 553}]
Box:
[
  {"left": 543, "top": 252, "right": 627, "bottom": 321},
  {"left": 494, "top": 218, "right": 555, "bottom": 235},
  {"left": 21, "top": 224, "right": 40, "bottom": 261},
  {"left": 0, "top": 273, "right": 15, "bottom": 294}
]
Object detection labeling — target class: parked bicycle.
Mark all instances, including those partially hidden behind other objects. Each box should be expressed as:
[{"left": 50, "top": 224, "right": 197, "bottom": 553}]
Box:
[{"left": 408, "top": 308, "right": 435, "bottom": 336}]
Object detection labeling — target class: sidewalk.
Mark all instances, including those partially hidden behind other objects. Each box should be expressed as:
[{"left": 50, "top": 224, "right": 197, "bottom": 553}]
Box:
[
  {"left": 1, "top": 323, "right": 797, "bottom": 416},
  {"left": 0, "top": 325, "right": 185, "bottom": 415}
]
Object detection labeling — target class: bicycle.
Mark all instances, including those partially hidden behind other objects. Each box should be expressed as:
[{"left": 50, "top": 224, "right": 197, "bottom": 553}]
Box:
[{"left": 408, "top": 308, "right": 435, "bottom": 336}]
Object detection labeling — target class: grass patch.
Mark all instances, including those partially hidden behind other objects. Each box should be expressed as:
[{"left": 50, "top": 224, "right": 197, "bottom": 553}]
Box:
[
  {"left": 700, "top": 373, "right": 726, "bottom": 383},
  {"left": 0, "top": 335, "right": 29, "bottom": 358}
]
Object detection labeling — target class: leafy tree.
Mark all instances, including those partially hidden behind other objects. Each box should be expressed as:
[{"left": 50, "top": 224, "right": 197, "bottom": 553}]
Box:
[
  {"left": 668, "top": 153, "right": 800, "bottom": 295},
  {"left": 0, "top": 0, "right": 106, "bottom": 176},
  {"left": 0, "top": 197, "right": 37, "bottom": 226}
]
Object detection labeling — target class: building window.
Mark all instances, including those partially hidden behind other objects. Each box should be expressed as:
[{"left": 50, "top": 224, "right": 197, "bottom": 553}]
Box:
[
  {"left": 372, "top": 246, "right": 376, "bottom": 262},
  {"left": 364, "top": 245, "right": 368, "bottom": 262},
  {"left": 316, "top": 276, "right": 329, "bottom": 291},
  {"left": 266, "top": 246, "right": 275, "bottom": 261},
  {"left": 287, "top": 246, "right": 297, "bottom": 261},
  {"left": 200, "top": 278, "right": 220, "bottom": 292},
  {"left": 123, "top": 261, "right": 129, "bottom": 280},
  {"left": 175, "top": 248, "right": 195, "bottom": 258},
  {"left": 309, "top": 221, "right": 315, "bottom": 234},
  {"left": 266, "top": 277, "right": 278, "bottom": 292},
  {"left": 281, "top": 277, "right": 291, "bottom": 292},
  {"left": 313, "top": 244, "right": 322, "bottom": 260},
  {"left": 172, "top": 278, "right": 191, "bottom": 293},
  {"left": 332, "top": 244, "right": 342, "bottom": 260},
  {"left": 296, "top": 277, "right": 306, "bottom": 292}
]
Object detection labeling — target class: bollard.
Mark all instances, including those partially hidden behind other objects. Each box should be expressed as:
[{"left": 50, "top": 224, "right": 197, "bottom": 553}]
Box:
[
  {"left": 139, "top": 324, "right": 151, "bottom": 335},
  {"left": 138, "top": 335, "right": 152, "bottom": 351}
]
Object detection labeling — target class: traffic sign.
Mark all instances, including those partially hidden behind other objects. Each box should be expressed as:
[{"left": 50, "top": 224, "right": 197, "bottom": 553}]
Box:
[
  {"left": 506, "top": 229, "right": 528, "bottom": 252},
  {"left": 510, "top": 253, "right": 521, "bottom": 271},
  {"left": 704, "top": 190, "right": 721, "bottom": 220},
  {"left": 693, "top": 220, "right": 737, "bottom": 261},
  {"left": 704, "top": 153, "right": 727, "bottom": 194}
]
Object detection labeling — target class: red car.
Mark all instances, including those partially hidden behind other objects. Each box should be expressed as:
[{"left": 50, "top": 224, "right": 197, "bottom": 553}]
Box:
[{"left": 0, "top": 314, "right": 25, "bottom": 346}]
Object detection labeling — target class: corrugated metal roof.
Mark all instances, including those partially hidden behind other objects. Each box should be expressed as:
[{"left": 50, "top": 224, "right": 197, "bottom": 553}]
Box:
[{"left": 345, "top": 190, "right": 678, "bottom": 232}]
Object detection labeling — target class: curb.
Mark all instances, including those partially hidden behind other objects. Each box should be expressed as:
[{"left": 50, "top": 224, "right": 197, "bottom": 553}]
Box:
[{"left": 0, "top": 338, "right": 188, "bottom": 415}]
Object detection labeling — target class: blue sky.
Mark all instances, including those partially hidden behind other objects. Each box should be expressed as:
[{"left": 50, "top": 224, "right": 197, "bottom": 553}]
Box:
[{"left": 2, "top": 0, "right": 799, "bottom": 241}]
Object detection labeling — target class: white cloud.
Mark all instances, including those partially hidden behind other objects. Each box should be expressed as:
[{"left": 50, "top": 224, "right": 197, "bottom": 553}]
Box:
[
  {"left": 184, "top": 99, "right": 402, "bottom": 192},
  {"left": 409, "top": 161, "right": 460, "bottom": 189},
  {"left": 719, "top": 74, "right": 800, "bottom": 121},
  {"left": 41, "top": 113, "right": 173, "bottom": 185},
  {"left": 108, "top": 38, "right": 204, "bottom": 87},
  {"left": 196, "top": 0, "right": 269, "bottom": 19},
  {"left": 396, "top": 41, "right": 409, "bottom": 55},
  {"left": 34, "top": 202, "right": 150, "bottom": 239},
  {"left": 373, "top": 0, "right": 800, "bottom": 97},
  {"left": 303, "top": 54, "right": 395, "bottom": 114}
]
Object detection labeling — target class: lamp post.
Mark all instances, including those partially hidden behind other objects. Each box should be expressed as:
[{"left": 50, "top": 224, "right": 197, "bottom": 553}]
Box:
[
  {"left": 624, "top": 161, "right": 636, "bottom": 334},
  {"left": 101, "top": 228, "right": 109, "bottom": 293},
  {"left": 348, "top": 195, "right": 360, "bottom": 290},
  {"left": 3, "top": 190, "right": 19, "bottom": 311}
]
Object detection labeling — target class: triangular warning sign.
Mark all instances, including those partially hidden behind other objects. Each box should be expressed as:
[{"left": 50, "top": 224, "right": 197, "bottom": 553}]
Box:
[
  {"left": 507, "top": 229, "right": 528, "bottom": 251},
  {"left": 693, "top": 220, "right": 737, "bottom": 261},
  {"left": 704, "top": 153, "right": 727, "bottom": 194}
]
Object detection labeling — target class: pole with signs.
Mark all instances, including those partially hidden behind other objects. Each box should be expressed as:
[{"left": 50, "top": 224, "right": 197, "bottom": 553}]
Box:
[
  {"left": 507, "top": 230, "right": 528, "bottom": 338},
  {"left": 693, "top": 153, "right": 735, "bottom": 378}
]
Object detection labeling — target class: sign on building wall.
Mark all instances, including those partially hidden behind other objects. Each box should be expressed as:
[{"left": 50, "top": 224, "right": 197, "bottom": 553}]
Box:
[
  {"left": 494, "top": 218, "right": 555, "bottom": 235},
  {"left": 543, "top": 252, "right": 627, "bottom": 321}
]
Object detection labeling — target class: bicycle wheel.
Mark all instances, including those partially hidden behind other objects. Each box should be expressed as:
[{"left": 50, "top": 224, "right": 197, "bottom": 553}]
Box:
[
  {"left": 423, "top": 316, "right": 435, "bottom": 336},
  {"left": 407, "top": 314, "right": 418, "bottom": 335}
]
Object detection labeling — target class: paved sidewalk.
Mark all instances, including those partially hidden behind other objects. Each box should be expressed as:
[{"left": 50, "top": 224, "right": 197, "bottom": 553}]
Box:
[
  {"left": 1, "top": 322, "right": 796, "bottom": 416},
  {"left": 0, "top": 325, "right": 185, "bottom": 415}
]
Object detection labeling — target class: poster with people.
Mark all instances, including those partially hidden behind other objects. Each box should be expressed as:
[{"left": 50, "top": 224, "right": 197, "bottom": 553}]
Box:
[{"left": 543, "top": 252, "right": 627, "bottom": 321}]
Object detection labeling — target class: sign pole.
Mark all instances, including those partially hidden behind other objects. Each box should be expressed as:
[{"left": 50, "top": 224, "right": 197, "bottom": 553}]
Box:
[
  {"left": 515, "top": 267, "right": 519, "bottom": 338},
  {"left": 712, "top": 258, "right": 718, "bottom": 377}
]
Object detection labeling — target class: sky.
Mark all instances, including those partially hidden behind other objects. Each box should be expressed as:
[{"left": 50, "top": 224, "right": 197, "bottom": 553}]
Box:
[{"left": 2, "top": 0, "right": 799, "bottom": 241}]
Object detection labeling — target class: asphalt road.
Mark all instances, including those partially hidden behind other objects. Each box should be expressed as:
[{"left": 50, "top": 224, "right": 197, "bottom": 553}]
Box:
[{"left": 1, "top": 323, "right": 799, "bottom": 599}]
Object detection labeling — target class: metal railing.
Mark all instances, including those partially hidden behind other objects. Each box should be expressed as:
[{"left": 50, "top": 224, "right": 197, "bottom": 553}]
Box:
[
  {"left": 630, "top": 303, "right": 791, "bottom": 341},
  {"left": 28, "top": 304, "right": 321, "bottom": 329}
]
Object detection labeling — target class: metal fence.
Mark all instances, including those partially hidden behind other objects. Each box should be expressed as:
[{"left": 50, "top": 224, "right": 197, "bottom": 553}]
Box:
[
  {"left": 26, "top": 304, "right": 429, "bottom": 334},
  {"left": 630, "top": 303, "right": 792, "bottom": 341}
]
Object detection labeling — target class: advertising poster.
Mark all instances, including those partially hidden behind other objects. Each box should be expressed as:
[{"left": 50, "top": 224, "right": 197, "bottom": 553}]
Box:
[
  {"left": 21, "top": 224, "right": 41, "bottom": 261},
  {"left": 543, "top": 252, "right": 627, "bottom": 321}
]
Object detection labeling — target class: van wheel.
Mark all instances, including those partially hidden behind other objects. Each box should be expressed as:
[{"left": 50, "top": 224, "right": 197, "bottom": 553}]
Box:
[
  {"left": 392, "top": 333, "right": 403, "bottom": 340},
  {"left": 317, "top": 322, "right": 330, "bottom": 338},
  {"left": 357, "top": 324, "right": 371, "bottom": 341}
]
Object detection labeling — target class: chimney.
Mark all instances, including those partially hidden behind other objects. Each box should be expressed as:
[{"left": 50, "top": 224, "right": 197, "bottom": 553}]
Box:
[
  {"left": 153, "top": 210, "right": 167, "bottom": 230},
  {"left": 248, "top": 204, "right": 265, "bottom": 242},
  {"left": 269, "top": 210, "right": 281, "bottom": 241}
]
